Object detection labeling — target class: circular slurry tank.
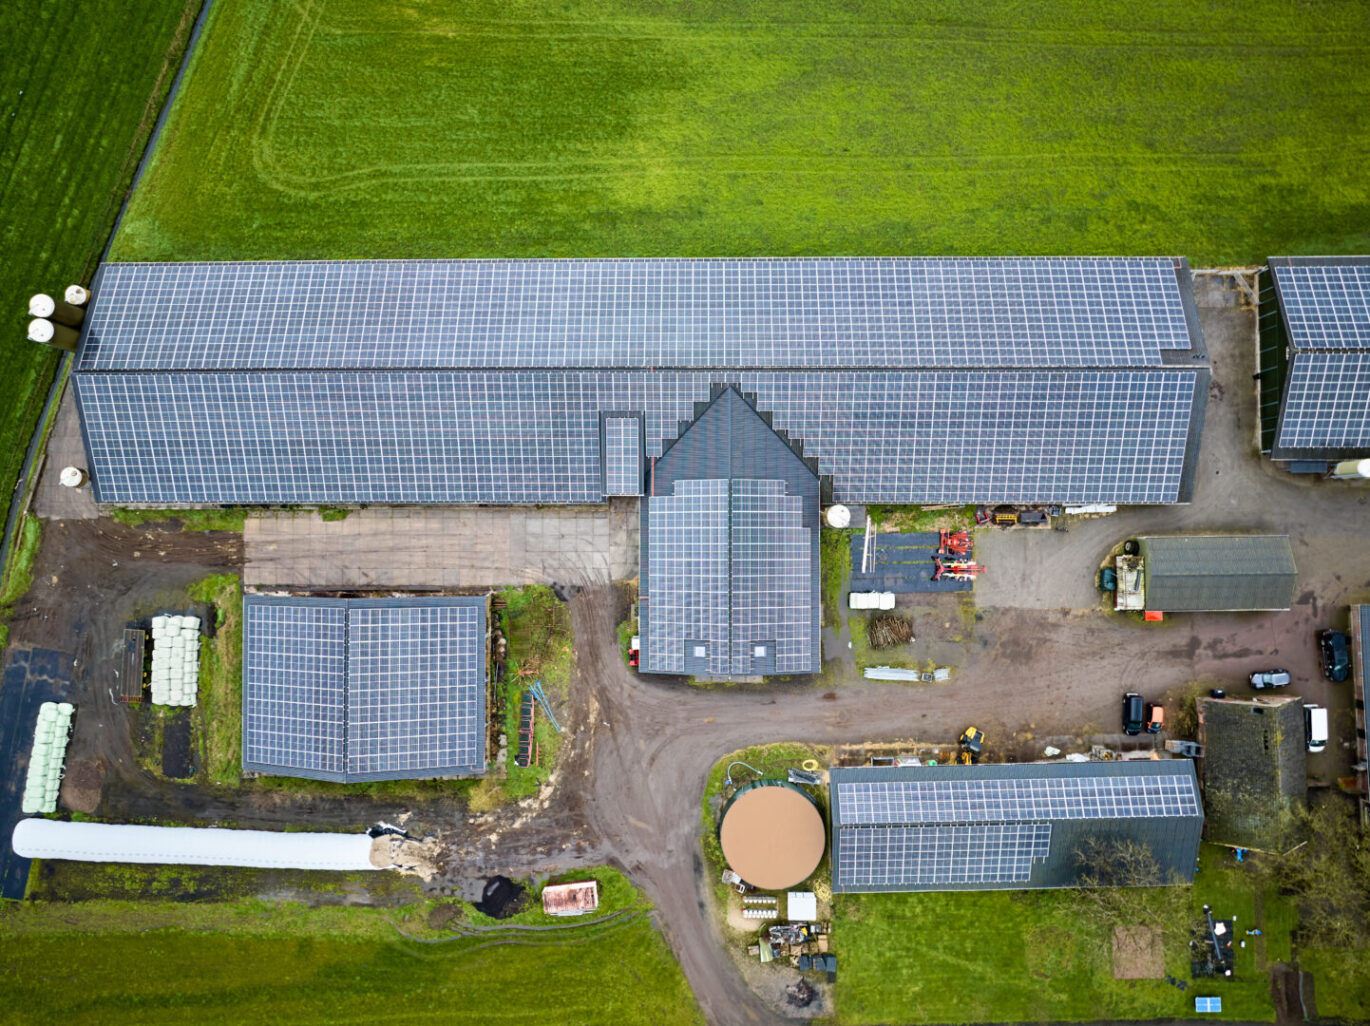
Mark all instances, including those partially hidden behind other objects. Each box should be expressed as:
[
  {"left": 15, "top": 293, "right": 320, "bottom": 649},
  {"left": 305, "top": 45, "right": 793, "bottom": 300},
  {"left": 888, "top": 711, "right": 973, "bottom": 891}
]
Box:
[{"left": 718, "top": 779, "right": 825, "bottom": 890}]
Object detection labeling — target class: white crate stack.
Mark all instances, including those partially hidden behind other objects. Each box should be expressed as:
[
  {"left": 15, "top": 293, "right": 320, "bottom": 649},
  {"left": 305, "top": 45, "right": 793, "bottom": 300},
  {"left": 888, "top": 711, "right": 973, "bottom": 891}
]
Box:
[
  {"left": 150, "top": 614, "right": 202, "bottom": 706},
  {"left": 22, "top": 702, "right": 74, "bottom": 814}
]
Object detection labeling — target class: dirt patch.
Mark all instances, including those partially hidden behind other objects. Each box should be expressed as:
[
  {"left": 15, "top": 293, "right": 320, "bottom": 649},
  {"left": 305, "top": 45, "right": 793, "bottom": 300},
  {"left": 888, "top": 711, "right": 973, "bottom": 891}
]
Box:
[
  {"left": 1113, "top": 925, "right": 1164, "bottom": 979},
  {"left": 61, "top": 758, "right": 103, "bottom": 813},
  {"left": 161, "top": 708, "right": 194, "bottom": 779}
]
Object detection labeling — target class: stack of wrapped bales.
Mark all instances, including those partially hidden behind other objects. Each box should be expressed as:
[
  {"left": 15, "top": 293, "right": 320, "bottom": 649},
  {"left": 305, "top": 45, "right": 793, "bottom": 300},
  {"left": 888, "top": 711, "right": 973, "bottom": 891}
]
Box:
[
  {"left": 21, "top": 702, "right": 74, "bottom": 814},
  {"left": 150, "top": 614, "right": 201, "bottom": 706}
]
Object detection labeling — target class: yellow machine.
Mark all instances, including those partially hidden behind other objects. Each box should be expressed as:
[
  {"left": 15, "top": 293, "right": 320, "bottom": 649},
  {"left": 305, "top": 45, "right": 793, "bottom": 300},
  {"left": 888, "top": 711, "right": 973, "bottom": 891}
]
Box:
[{"left": 958, "top": 727, "right": 986, "bottom": 764}]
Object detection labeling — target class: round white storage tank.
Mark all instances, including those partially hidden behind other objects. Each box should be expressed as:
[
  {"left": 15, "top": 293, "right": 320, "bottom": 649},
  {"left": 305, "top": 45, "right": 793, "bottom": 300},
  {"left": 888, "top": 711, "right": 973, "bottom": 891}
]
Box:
[
  {"left": 59, "top": 466, "right": 87, "bottom": 488},
  {"left": 28, "top": 293, "right": 55, "bottom": 318},
  {"left": 825, "top": 504, "right": 852, "bottom": 529},
  {"left": 65, "top": 284, "right": 90, "bottom": 306}
]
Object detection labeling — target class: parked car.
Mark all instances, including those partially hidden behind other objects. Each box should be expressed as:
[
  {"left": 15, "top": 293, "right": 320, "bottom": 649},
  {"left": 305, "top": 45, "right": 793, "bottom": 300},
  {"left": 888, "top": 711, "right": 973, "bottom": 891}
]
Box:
[
  {"left": 1305, "top": 703, "right": 1329, "bottom": 753},
  {"left": 1122, "top": 692, "right": 1145, "bottom": 735},
  {"left": 1320, "top": 630, "right": 1350, "bottom": 682},
  {"left": 1249, "top": 669, "right": 1292, "bottom": 689},
  {"left": 1144, "top": 702, "right": 1165, "bottom": 734}
]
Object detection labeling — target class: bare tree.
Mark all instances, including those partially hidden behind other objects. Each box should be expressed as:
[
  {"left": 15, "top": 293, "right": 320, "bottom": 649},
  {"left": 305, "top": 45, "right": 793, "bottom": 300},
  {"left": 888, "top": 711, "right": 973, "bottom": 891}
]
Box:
[
  {"left": 1068, "top": 838, "right": 1175, "bottom": 927},
  {"left": 1260, "top": 801, "right": 1370, "bottom": 948}
]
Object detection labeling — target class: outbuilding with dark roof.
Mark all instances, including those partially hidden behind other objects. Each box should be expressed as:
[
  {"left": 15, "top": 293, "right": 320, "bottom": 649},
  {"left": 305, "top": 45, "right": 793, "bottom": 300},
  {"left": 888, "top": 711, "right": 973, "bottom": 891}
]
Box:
[
  {"left": 1197, "top": 695, "right": 1307, "bottom": 854},
  {"left": 1137, "top": 535, "right": 1297, "bottom": 612}
]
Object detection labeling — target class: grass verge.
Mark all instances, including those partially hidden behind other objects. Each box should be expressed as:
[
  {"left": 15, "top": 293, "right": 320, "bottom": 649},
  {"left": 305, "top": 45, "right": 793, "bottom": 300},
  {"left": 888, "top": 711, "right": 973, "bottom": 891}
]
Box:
[
  {"left": 188, "top": 573, "right": 242, "bottom": 785},
  {"left": 0, "top": 0, "right": 200, "bottom": 539},
  {"left": 499, "top": 585, "right": 574, "bottom": 801},
  {"left": 821, "top": 529, "right": 853, "bottom": 628},
  {"left": 0, "top": 514, "right": 42, "bottom": 608},
  {"left": 110, "top": 508, "right": 249, "bottom": 532},
  {"left": 867, "top": 505, "right": 977, "bottom": 534},
  {"left": 0, "top": 868, "right": 703, "bottom": 1026}
]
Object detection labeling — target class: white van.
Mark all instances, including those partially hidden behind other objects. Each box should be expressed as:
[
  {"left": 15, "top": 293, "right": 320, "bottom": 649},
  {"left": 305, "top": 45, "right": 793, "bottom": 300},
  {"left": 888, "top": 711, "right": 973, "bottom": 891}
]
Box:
[{"left": 1305, "top": 703, "right": 1329, "bottom": 753}]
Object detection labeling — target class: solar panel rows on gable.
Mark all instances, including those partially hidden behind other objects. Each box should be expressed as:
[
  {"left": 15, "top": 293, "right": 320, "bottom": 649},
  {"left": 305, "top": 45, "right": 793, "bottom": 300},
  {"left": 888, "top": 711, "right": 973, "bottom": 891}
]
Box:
[{"left": 77, "top": 257, "right": 1193, "bottom": 372}]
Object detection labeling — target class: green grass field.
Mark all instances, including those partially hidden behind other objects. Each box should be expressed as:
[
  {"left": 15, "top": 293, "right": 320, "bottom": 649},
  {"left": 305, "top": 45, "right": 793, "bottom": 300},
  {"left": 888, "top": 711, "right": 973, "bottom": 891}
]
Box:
[
  {"left": 833, "top": 844, "right": 1294, "bottom": 1024},
  {"left": 0, "top": 868, "right": 703, "bottom": 1026},
  {"left": 113, "top": 0, "right": 1370, "bottom": 266},
  {"left": 0, "top": 1, "right": 200, "bottom": 536}
]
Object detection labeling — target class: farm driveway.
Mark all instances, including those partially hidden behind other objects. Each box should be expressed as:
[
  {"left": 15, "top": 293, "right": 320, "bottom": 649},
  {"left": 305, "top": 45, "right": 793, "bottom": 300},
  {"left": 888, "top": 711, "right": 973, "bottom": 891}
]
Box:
[{"left": 243, "top": 502, "right": 638, "bottom": 590}]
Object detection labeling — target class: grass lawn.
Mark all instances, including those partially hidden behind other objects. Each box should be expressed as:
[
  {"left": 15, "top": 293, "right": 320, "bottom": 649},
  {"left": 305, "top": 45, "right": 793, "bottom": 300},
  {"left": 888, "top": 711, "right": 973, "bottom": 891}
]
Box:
[
  {"left": 188, "top": 573, "right": 243, "bottom": 785},
  {"left": 112, "top": 0, "right": 1370, "bottom": 267},
  {"left": 833, "top": 843, "right": 1292, "bottom": 1024},
  {"left": 0, "top": 1, "right": 200, "bottom": 535},
  {"left": 0, "top": 868, "right": 703, "bottom": 1026},
  {"left": 1300, "top": 947, "right": 1370, "bottom": 1021}
]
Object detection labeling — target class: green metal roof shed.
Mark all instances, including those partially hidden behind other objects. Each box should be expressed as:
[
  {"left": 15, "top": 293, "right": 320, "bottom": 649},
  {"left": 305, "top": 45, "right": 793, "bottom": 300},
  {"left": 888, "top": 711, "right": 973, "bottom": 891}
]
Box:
[{"left": 1138, "top": 535, "right": 1297, "bottom": 612}]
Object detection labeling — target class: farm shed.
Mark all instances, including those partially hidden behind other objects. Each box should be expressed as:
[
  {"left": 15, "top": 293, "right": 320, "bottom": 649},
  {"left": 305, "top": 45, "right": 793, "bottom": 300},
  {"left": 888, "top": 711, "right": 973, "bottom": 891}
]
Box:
[
  {"left": 72, "top": 257, "right": 1207, "bottom": 508},
  {"left": 1137, "top": 535, "right": 1297, "bottom": 612},
  {"left": 639, "top": 387, "right": 820, "bottom": 679},
  {"left": 829, "top": 761, "right": 1203, "bottom": 893},
  {"left": 241, "top": 595, "right": 486, "bottom": 782},
  {"left": 1197, "top": 695, "right": 1307, "bottom": 855},
  {"left": 1258, "top": 256, "right": 1370, "bottom": 465}
]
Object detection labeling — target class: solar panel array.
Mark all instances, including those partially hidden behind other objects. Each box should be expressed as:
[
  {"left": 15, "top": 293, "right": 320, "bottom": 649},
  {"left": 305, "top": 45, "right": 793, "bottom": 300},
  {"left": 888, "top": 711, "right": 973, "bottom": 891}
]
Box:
[
  {"left": 836, "top": 774, "right": 1201, "bottom": 824},
  {"left": 347, "top": 605, "right": 484, "bottom": 777},
  {"left": 642, "top": 478, "right": 814, "bottom": 676},
  {"left": 75, "top": 368, "right": 1198, "bottom": 505},
  {"left": 841, "top": 823, "right": 1052, "bottom": 887},
  {"left": 1269, "top": 262, "right": 1370, "bottom": 456},
  {"left": 78, "top": 258, "right": 1193, "bottom": 372},
  {"left": 643, "top": 480, "right": 730, "bottom": 676},
  {"left": 831, "top": 768, "right": 1202, "bottom": 891},
  {"left": 728, "top": 480, "right": 814, "bottom": 674},
  {"left": 602, "top": 415, "right": 642, "bottom": 495},
  {"left": 1278, "top": 353, "right": 1370, "bottom": 449},
  {"left": 1272, "top": 264, "right": 1370, "bottom": 350},
  {"left": 242, "top": 602, "right": 348, "bottom": 778},
  {"left": 242, "top": 597, "right": 485, "bottom": 782}
]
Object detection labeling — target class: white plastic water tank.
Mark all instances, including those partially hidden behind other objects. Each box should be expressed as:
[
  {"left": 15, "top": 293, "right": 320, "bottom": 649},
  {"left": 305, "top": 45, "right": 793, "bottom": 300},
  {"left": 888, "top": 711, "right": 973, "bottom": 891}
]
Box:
[
  {"left": 825, "top": 504, "right": 852, "bottom": 529},
  {"left": 27, "top": 318, "right": 55, "bottom": 343},
  {"left": 64, "top": 284, "right": 90, "bottom": 306},
  {"left": 28, "top": 293, "right": 55, "bottom": 318},
  {"left": 59, "top": 466, "right": 87, "bottom": 488}
]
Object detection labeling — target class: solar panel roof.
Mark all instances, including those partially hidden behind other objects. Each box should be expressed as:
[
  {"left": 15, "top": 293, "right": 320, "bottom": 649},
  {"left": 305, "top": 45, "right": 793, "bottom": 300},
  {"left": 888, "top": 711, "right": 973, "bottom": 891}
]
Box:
[
  {"left": 1276, "top": 352, "right": 1370, "bottom": 451},
  {"left": 73, "top": 257, "right": 1206, "bottom": 506},
  {"left": 74, "top": 368, "right": 1198, "bottom": 505},
  {"left": 829, "top": 762, "right": 1203, "bottom": 893},
  {"left": 642, "top": 478, "right": 814, "bottom": 676},
  {"left": 1270, "top": 263, "right": 1370, "bottom": 351},
  {"left": 77, "top": 258, "right": 1195, "bottom": 372},
  {"left": 602, "top": 415, "right": 642, "bottom": 496},
  {"left": 841, "top": 823, "right": 1052, "bottom": 888},
  {"left": 242, "top": 596, "right": 486, "bottom": 782},
  {"left": 1268, "top": 258, "right": 1370, "bottom": 459}
]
